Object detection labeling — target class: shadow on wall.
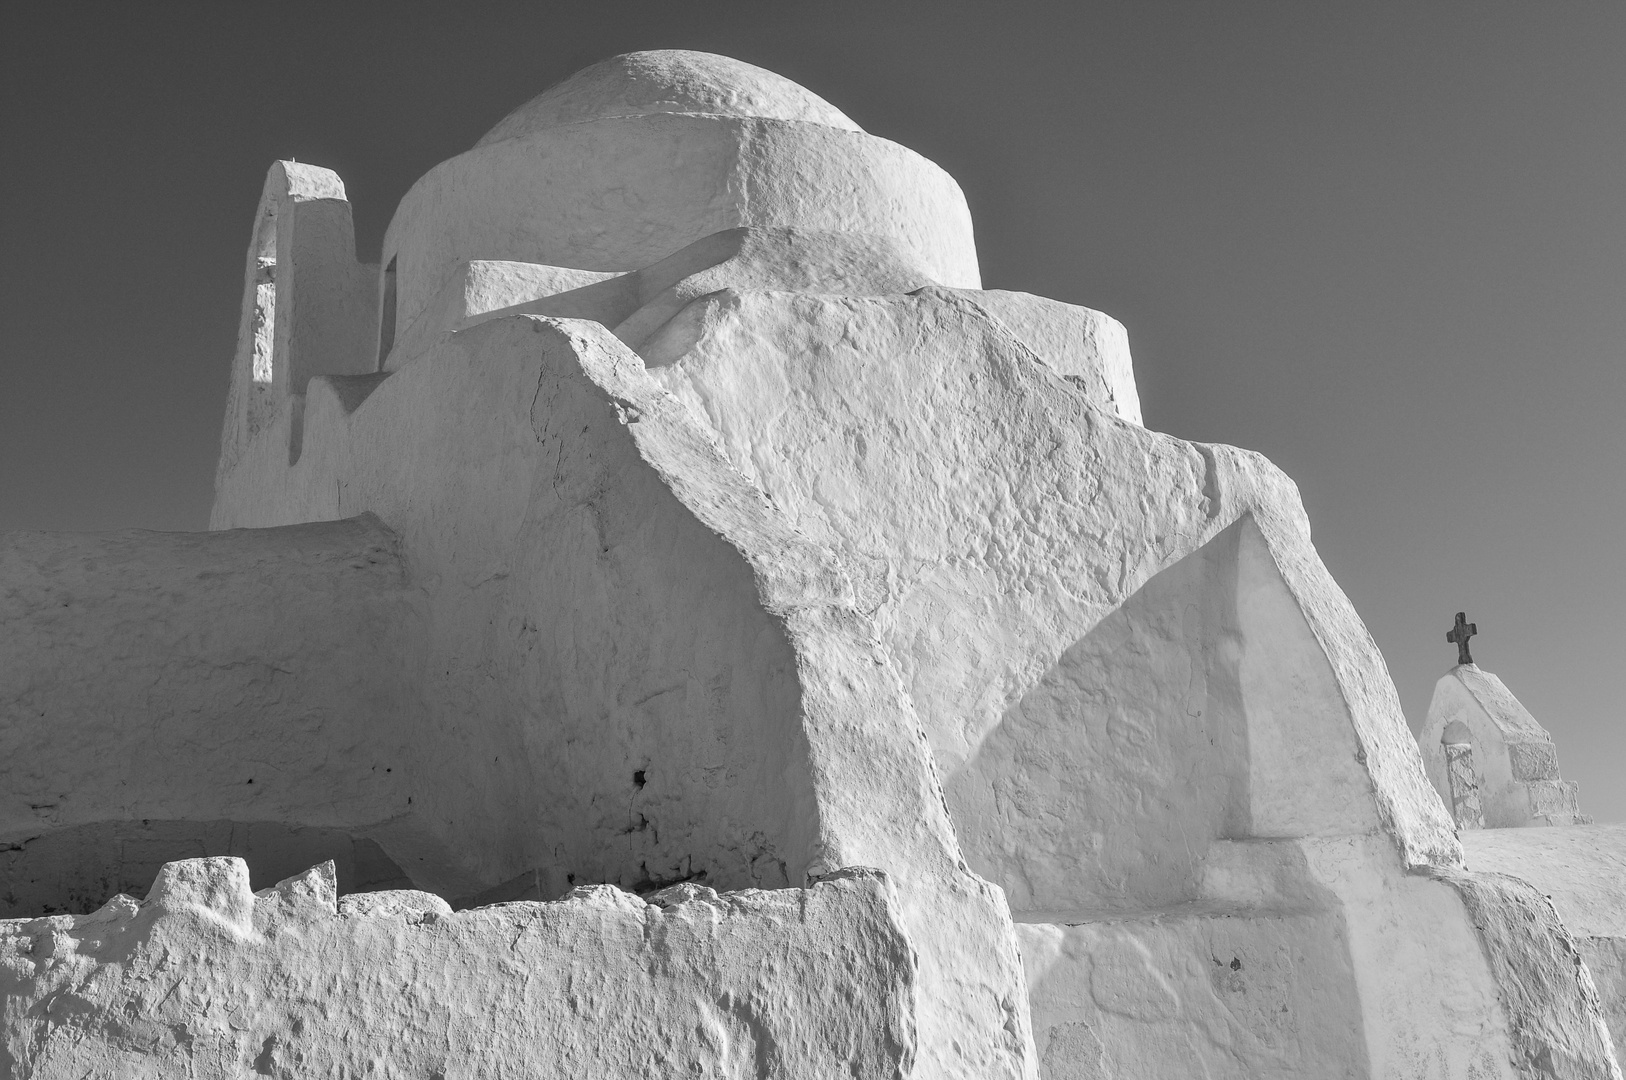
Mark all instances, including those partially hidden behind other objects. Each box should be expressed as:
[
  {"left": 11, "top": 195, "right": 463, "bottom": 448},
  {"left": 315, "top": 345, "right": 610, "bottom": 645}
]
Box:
[
  {"left": 0, "top": 820, "right": 413, "bottom": 918},
  {"left": 949, "top": 521, "right": 1247, "bottom": 916},
  {"left": 948, "top": 516, "right": 1378, "bottom": 918},
  {"left": 954, "top": 517, "right": 1392, "bottom": 1076}
]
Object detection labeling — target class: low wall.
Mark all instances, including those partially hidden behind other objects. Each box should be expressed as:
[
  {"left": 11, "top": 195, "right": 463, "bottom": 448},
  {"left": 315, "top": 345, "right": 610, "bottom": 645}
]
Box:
[
  {"left": 1463, "top": 824, "right": 1626, "bottom": 1062},
  {"left": 0, "top": 858, "right": 916, "bottom": 1079},
  {"left": 0, "top": 516, "right": 430, "bottom": 915},
  {"left": 1018, "top": 906, "right": 1364, "bottom": 1079}
]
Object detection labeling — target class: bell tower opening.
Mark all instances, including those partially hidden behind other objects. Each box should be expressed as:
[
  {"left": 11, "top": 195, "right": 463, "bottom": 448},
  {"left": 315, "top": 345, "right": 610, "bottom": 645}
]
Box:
[
  {"left": 377, "top": 256, "right": 398, "bottom": 369},
  {"left": 1441, "top": 719, "right": 1484, "bottom": 829},
  {"left": 251, "top": 258, "right": 275, "bottom": 384},
  {"left": 246, "top": 206, "right": 280, "bottom": 439}
]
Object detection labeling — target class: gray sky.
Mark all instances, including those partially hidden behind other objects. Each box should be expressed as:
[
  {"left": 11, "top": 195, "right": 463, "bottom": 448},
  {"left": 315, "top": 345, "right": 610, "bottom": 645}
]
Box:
[{"left": 5, "top": 3, "right": 1623, "bottom": 820}]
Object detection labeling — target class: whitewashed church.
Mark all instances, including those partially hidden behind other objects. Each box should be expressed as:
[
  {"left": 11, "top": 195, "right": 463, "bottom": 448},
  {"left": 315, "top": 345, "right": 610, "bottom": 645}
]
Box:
[{"left": 3, "top": 50, "right": 1623, "bottom": 1079}]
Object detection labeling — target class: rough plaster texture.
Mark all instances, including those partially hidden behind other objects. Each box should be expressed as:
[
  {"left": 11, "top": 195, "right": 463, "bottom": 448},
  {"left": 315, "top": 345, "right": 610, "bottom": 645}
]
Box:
[
  {"left": 6, "top": 47, "right": 1620, "bottom": 1079},
  {"left": 636, "top": 287, "right": 1451, "bottom": 865},
  {"left": 1434, "top": 866, "right": 1622, "bottom": 1080},
  {"left": 1, "top": 858, "right": 915, "bottom": 1078},
  {"left": 218, "top": 319, "right": 822, "bottom": 904},
  {"left": 388, "top": 226, "right": 940, "bottom": 377},
  {"left": 1018, "top": 907, "right": 1368, "bottom": 1078},
  {"left": 380, "top": 51, "right": 978, "bottom": 348},
  {"left": 947, "top": 288, "right": 1142, "bottom": 426},
  {"left": 1015, "top": 831, "right": 1533, "bottom": 1080},
  {"left": 477, "top": 50, "right": 864, "bottom": 145},
  {"left": 1421, "top": 666, "right": 1587, "bottom": 828},
  {"left": 1, "top": 820, "right": 409, "bottom": 921},
  {"left": 1465, "top": 826, "right": 1626, "bottom": 1061},
  {"left": 217, "top": 161, "right": 379, "bottom": 473},
  {"left": 208, "top": 287, "right": 1482, "bottom": 1073},
  {"left": 0, "top": 517, "right": 444, "bottom": 913},
  {"left": 209, "top": 312, "right": 1032, "bottom": 1077}
]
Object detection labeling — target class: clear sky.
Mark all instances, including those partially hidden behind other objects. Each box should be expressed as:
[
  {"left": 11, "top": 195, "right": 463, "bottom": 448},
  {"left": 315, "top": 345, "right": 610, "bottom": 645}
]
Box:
[{"left": 4, "top": 3, "right": 1622, "bottom": 820}]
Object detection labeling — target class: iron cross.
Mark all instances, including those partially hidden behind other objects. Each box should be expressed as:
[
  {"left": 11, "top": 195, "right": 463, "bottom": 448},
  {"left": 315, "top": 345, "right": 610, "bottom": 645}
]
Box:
[{"left": 1446, "top": 611, "right": 1477, "bottom": 666}]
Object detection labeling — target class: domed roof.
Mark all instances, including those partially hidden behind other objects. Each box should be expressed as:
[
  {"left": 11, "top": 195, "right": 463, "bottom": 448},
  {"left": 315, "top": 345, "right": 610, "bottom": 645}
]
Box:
[{"left": 475, "top": 50, "right": 863, "bottom": 147}]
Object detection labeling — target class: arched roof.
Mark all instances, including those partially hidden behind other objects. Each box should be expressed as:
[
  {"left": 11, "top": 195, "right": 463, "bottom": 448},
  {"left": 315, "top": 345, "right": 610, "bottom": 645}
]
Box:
[{"left": 475, "top": 50, "right": 862, "bottom": 147}]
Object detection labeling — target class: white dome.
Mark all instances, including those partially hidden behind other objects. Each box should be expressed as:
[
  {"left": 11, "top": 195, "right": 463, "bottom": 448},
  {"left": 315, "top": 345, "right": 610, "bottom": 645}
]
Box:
[{"left": 476, "top": 50, "right": 862, "bottom": 147}]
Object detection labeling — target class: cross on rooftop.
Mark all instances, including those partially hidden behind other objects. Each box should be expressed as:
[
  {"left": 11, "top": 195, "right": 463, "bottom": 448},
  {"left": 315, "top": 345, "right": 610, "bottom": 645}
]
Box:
[{"left": 1447, "top": 611, "right": 1477, "bottom": 666}]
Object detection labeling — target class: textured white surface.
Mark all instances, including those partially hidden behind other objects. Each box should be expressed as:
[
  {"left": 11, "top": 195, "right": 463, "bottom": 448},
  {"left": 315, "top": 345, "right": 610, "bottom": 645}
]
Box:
[
  {"left": 213, "top": 313, "right": 1036, "bottom": 1077},
  {"left": 477, "top": 50, "right": 863, "bottom": 145},
  {"left": 0, "top": 858, "right": 916, "bottom": 1079},
  {"left": 10, "top": 48, "right": 1619, "bottom": 1079},
  {"left": 387, "top": 227, "right": 940, "bottom": 376},
  {"left": 641, "top": 287, "right": 1454, "bottom": 867},
  {"left": 0, "top": 516, "right": 442, "bottom": 911},
  {"left": 1434, "top": 866, "right": 1622, "bottom": 1080},
  {"left": 208, "top": 289, "right": 1476, "bottom": 1074},
  {"left": 942, "top": 287, "right": 1142, "bottom": 425},
  {"left": 1420, "top": 665, "right": 1586, "bottom": 827},
  {"left": 380, "top": 50, "right": 981, "bottom": 341},
  {"left": 1018, "top": 909, "right": 1368, "bottom": 1078},
  {"left": 1018, "top": 832, "right": 1528, "bottom": 1080},
  {"left": 217, "top": 161, "right": 378, "bottom": 478},
  {"left": 1465, "top": 826, "right": 1626, "bottom": 939},
  {"left": 1466, "top": 824, "right": 1626, "bottom": 1055}
]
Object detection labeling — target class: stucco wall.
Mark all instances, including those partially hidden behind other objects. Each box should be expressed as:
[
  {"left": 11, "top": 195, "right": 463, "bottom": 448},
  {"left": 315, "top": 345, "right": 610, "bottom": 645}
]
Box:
[
  {"left": 1464, "top": 824, "right": 1626, "bottom": 1058},
  {"left": 0, "top": 858, "right": 916, "bottom": 1079},
  {"left": 950, "top": 524, "right": 1250, "bottom": 917},
  {"left": 0, "top": 516, "right": 429, "bottom": 916},
  {"left": 640, "top": 288, "right": 1448, "bottom": 868},
  {"left": 216, "top": 319, "right": 820, "bottom": 905},
  {"left": 207, "top": 289, "right": 1472, "bottom": 1077},
  {"left": 217, "top": 162, "right": 377, "bottom": 479},
  {"left": 1420, "top": 666, "right": 1584, "bottom": 828},
  {"left": 1018, "top": 906, "right": 1366, "bottom": 1079},
  {"left": 16, "top": 48, "right": 1601, "bottom": 1078},
  {"left": 212, "top": 314, "right": 1036, "bottom": 1078},
  {"left": 1012, "top": 832, "right": 1536, "bottom": 1080},
  {"left": 947, "top": 513, "right": 1379, "bottom": 924},
  {"left": 380, "top": 113, "right": 979, "bottom": 342},
  {"left": 1433, "top": 864, "right": 1621, "bottom": 1079}
]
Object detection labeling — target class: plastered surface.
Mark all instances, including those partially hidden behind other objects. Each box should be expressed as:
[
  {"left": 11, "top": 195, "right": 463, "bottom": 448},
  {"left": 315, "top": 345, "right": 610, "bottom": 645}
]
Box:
[
  {"left": 1466, "top": 826, "right": 1626, "bottom": 1060},
  {"left": 0, "top": 516, "right": 435, "bottom": 911},
  {"left": 5, "top": 47, "right": 1620, "bottom": 1080},
  {"left": 1420, "top": 666, "right": 1585, "bottom": 827},
  {"left": 1, "top": 858, "right": 915, "bottom": 1079}
]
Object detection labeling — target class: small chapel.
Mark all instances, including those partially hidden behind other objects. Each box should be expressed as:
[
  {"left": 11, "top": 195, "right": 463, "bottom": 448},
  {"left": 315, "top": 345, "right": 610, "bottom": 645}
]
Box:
[{"left": 3, "top": 50, "right": 1625, "bottom": 1080}]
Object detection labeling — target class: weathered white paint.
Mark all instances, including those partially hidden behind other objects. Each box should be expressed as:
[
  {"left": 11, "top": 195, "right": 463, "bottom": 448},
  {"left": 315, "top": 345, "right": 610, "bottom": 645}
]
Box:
[
  {"left": 387, "top": 226, "right": 942, "bottom": 377},
  {"left": 1466, "top": 825, "right": 1626, "bottom": 1060},
  {"left": 1018, "top": 908, "right": 1369, "bottom": 1078},
  {"left": 5, "top": 48, "right": 1620, "bottom": 1079},
  {"left": 207, "top": 312, "right": 1034, "bottom": 1077},
  {"left": 0, "top": 858, "right": 916, "bottom": 1078},
  {"left": 1014, "top": 833, "right": 1541, "bottom": 1080},
  {"left": 941, "top": 287, "right": 1142, "bottom": 425},
  {"left": 210, "top": 278, "right": 1483, "bottom": 1073},
  {"left": 379, "top": 51, "right": 979, "bottom": 350},
  {"left": 0, "top": 516, "right": 454, "bottom": 908},
  {"left": 476, "top": 50, "right": 865, "bottom": 145},
  {"left": 1433, "top": 863, "right": 1622, "bottom": 1079},
  {"left": 641, "top": 288, "right": 1449, "bottom": 862},
  {"left": 217, "top": 162, "right": 378, "bottom": 473},
  {"left": 1420, "top": 665, "right": 1587, "bottom": 827}
]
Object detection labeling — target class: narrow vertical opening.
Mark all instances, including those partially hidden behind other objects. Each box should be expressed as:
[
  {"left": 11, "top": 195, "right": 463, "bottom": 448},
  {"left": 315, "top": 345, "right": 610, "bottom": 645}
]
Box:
[
  {"left": 377, "top": 256, "right": 398, "bottom": 369},
  {"left": 244, "top": 207, "right": 280, "bottom": 444},
  {"left": 1441, "top": 720, "right": 1483, "bottom": 830},
  {"left": 251, "top": 257, "right": 276, "bottom": 385}
]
